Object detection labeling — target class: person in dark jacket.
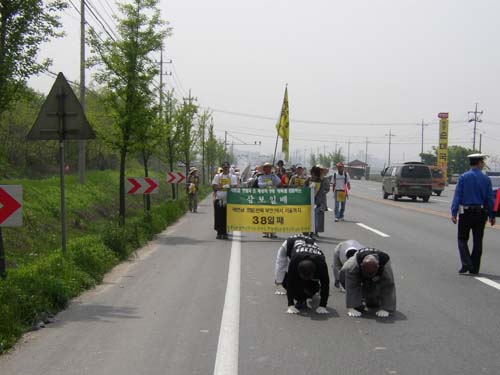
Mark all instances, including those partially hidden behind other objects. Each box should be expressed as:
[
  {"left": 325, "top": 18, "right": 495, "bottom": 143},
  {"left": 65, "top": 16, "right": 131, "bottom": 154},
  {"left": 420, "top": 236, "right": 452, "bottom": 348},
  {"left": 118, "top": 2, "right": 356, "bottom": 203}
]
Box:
[
  {"left": 340, "top": 248, "right": 396, "bottom": 318},
  {"left": 274, "top": 237, "right": 330, "bottom": 314}
]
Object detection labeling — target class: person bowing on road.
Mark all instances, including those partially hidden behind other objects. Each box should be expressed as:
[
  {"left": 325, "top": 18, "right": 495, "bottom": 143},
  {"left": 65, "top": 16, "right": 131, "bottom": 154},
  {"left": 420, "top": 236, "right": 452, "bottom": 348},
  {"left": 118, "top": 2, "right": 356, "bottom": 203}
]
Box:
[
  {"left": 340, "top": 248, "right": 396, "bottom": 318},
  {"left": 274, "top": 238, "right": 330, "bottom": 315},
  {"left": 451, "top": 153, "right": 496, "bottom": 274}
]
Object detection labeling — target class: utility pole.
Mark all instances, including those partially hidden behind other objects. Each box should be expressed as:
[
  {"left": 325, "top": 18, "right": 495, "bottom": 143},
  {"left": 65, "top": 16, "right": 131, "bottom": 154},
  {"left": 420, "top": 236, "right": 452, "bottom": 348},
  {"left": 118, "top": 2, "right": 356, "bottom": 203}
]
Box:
[
  {"left": 468, "top": 103, "right": 483, "bottom": 151},
  {"left": 418, "top": 119, "right": 429, "bottom": 161},
  {"left": 182, "top": 89, "right": 197, "bottom": 179},
  {"left": 385, "top": 129, "right": 395, "bottom": 166},
  {"left": 365, "top": 137, "right": 369, "bottom": 178},
  {"left": 347, "top": 140, "right": 351, "bottom": 166},
  {"left": 479, "top": 133, "right": 482, "bottom": 152},
  {"left": 78, "top": 0, "right": 86, "bottom": 184}
]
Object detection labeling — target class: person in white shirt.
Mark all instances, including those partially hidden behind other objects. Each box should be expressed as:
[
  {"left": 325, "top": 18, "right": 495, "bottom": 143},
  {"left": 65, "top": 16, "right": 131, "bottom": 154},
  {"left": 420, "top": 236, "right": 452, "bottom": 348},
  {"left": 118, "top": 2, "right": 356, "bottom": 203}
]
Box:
[
  {"left": 212, "top": 162, "right": 238, "bottom": 239},
  {"left": 332, "top": 162, "right": 351, "bottom": 222}
]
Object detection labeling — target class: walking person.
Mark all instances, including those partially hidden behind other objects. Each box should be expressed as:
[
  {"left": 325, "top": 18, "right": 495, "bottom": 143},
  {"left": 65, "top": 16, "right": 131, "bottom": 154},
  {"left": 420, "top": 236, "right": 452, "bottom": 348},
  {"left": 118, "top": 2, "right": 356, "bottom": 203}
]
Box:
[
  {"left": 212, "top": 162, "right": 238, "bottom": 240},
  {"left": 451, "top": 153, "right": 496, "bottom": 274},
  {"left": 310, "top": 165, "right": 329, "bottom": 238},
  {"left": 332, "top": 162, "right": 351, "bottom": 222},
  {"left": 187, "top": 167, "right": 200, "bottom": 213},
  {"left": 258, "top": 162, "right": 281, "bottom": 238},
  {"left": 289, "top": 164, "right": 308, "bottom": 188}
]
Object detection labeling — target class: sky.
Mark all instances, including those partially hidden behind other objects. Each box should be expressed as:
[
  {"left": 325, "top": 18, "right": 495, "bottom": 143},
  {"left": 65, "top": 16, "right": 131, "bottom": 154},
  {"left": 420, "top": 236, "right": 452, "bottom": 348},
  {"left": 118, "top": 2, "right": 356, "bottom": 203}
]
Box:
[{"left": 29, "top": 0, "right": 500, "bottom": 170}]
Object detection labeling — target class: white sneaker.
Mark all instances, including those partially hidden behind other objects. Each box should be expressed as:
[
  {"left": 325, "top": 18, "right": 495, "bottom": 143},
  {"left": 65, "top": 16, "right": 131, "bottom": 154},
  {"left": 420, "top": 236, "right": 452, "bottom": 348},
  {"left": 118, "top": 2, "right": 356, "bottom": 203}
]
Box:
[{"left": 334, "top": 218, "right": 339, "bottom": 222}]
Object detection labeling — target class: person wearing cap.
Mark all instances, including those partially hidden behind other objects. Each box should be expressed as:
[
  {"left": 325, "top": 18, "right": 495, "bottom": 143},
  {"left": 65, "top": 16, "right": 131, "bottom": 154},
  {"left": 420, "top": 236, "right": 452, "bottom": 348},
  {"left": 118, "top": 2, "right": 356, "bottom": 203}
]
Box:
[
  {"left": 340, "top": 248, "right": 396, "bottom": 318},
  {"left": 309, "top": 165, "right": 329, "bottom": 238},
  {"left": 332, "top": 162, "right": 351, "bottom": 222},
  {"left": 212, "top": 162, "right": 238, "bottom": 239},
  {"left": 187, "top": 167, "right": 200, "bottom": 213},
  {"left": 275, "top": 238, "right": 330, "bottom": 314},
  {"left": 258, "top": 162, "right": 281, "bottom": 238},
  {"left": 332, "top": 240, "right": 363, "bottom": 290},
  {"left": 451, "top": 153, "right": 496, "bottom": 274},
  {"left": 289, "top": 164, "right": 308, "bottom": 188}
]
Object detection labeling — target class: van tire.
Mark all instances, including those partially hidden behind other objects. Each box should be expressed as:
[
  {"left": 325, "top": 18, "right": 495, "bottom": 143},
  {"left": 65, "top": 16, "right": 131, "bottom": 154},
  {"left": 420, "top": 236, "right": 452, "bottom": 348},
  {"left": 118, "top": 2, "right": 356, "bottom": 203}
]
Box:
[{"left": 422, "top": 195, "right": 430, "bottom": 203}]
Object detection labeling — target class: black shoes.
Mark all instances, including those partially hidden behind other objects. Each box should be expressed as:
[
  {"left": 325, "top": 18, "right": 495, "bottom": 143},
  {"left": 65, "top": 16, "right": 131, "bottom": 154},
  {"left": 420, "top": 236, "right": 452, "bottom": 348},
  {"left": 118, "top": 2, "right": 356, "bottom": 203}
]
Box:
[
  {"left": 458, "top": 265, "right": 473, "bottom": 274},
  {"left": 295, "top": 300, "right": 307, "bottom": 309},
  {"left": 216, "top": 233, "right": 222, "bottom": 239},
  {"left": 222, "top": 234, "right": 229, "bottom": 240}
]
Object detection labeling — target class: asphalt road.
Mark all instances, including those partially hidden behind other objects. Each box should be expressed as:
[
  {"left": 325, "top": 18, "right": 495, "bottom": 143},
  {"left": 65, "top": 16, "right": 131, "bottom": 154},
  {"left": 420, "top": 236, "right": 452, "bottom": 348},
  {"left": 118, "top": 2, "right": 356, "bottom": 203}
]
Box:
[{"left": 1, "top": 181, "right": 500, "bottom": 375}]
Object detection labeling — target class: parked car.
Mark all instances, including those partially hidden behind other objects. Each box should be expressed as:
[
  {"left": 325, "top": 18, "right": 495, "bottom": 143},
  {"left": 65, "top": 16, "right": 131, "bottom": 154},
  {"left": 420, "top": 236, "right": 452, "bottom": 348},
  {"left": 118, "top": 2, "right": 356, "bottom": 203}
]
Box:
[
  {"left": 381, "top": 162, "right": 432, "bottom": 202},
  {"left": 489, "top": 176, "right": 500, "bottom": 217},
  {"left": 429, "top": 166, "right": 445, "bottom": 196}
]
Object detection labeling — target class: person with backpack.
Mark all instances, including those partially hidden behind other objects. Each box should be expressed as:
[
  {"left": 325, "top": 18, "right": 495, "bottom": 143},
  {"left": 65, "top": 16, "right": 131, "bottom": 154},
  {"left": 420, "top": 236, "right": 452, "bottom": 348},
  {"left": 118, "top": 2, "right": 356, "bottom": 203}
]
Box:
[{"left": 332, "top": 162, "right": 351, "bottom": 222}]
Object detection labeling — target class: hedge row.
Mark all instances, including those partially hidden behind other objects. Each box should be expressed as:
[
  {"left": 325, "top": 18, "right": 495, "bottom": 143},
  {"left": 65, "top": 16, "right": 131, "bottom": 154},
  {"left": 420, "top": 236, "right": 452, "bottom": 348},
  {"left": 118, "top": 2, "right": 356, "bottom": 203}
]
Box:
[{"left": 0, "top": 196, "right": 192, "bottom": 353}]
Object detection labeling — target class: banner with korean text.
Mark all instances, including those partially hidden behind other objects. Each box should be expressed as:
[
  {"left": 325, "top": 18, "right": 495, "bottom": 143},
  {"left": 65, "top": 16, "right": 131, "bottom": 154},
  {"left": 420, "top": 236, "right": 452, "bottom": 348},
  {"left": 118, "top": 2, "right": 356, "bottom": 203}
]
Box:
[
  {"left": 438, "top": 112, "right": 449, "bottom": 181},
  {"left": 227, "top": 188, "right": 314, "bottom": 233}
]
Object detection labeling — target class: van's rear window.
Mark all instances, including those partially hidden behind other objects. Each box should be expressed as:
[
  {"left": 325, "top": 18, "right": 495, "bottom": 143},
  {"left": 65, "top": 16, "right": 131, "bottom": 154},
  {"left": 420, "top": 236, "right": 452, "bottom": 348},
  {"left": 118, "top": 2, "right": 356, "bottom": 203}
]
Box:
[
  {"left": 432, "top": 169, "right": 443, "bottom": 178},
  {"left": 401, "top": 166, "right": 431, "bottom": 178}
]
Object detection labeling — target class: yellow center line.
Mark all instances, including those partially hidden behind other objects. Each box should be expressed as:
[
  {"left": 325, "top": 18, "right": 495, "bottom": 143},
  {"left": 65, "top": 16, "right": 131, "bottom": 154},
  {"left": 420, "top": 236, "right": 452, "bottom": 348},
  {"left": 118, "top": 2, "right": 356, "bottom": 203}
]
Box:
[{"left": 350, "top": 191, "right": 500, "bottom": 231}]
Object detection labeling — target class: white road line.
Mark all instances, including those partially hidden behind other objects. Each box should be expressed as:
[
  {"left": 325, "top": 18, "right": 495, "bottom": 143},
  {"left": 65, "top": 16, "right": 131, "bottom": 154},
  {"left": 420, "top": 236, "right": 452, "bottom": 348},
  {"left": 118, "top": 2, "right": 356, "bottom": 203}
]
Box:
[
  {"left": 432, "top": 198, "right": 450, "bottom": 203},
  {"left": 356, "top": 223, "right": 391, "bottom": 238},
  {"left": 214, "top": 231, "right": 241, "bottom": 375},
  {"left": 474, "top": 276, "right": 500, "bottom": 291}
]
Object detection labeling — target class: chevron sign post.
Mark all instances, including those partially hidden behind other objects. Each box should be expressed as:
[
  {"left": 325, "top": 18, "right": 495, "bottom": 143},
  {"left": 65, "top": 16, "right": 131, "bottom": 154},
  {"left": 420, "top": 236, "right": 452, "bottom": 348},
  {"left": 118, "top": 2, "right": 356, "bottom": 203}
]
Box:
[
  {"left": 167, "top": 172, "right": 186, "bottom": 184},
  {"left": 126, "top": 177, "right": 159, "bottom": 195}
]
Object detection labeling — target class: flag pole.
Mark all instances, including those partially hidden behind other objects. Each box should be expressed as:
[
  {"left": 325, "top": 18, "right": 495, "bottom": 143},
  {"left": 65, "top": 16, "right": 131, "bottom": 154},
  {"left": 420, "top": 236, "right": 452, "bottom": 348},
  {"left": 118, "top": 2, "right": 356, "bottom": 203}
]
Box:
[{"left": 272, "top": 131, "right": 279, "bottom": 166}]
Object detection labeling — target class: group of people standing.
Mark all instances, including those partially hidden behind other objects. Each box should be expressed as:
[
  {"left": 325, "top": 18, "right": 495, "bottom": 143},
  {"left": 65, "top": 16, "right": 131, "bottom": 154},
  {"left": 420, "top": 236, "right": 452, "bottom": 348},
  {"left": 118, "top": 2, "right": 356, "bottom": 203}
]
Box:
[{"left": 244, "top": 160, "right": 351, "bottom": 238}]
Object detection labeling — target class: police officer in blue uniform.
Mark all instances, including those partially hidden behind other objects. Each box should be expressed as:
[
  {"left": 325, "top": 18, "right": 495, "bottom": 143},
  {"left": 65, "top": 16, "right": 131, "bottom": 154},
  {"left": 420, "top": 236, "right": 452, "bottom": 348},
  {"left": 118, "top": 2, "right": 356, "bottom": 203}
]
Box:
[{"left": 451, "top": 153, "right": 496, "bottom": 274}]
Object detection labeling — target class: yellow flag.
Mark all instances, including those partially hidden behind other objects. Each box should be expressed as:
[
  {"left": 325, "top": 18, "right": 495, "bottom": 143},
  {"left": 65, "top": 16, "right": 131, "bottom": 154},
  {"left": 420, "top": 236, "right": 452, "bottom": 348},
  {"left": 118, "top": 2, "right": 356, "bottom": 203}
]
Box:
[{"left": 275, "top": 86, "right": 289, "bottom": 160}]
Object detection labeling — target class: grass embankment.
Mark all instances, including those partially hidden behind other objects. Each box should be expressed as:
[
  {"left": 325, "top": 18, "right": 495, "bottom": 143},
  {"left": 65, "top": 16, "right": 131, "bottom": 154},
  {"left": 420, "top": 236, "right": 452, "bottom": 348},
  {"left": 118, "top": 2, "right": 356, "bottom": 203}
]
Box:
[{"left": 0, "top": 170, "right": 207, "bottom": 353}]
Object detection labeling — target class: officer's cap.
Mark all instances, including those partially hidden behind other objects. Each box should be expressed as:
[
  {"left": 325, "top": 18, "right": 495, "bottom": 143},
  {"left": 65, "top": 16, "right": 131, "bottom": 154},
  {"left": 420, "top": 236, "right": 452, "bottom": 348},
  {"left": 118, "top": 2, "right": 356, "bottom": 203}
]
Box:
[{"left": 467, "top": 153, "right": 488, "bottom": 164}]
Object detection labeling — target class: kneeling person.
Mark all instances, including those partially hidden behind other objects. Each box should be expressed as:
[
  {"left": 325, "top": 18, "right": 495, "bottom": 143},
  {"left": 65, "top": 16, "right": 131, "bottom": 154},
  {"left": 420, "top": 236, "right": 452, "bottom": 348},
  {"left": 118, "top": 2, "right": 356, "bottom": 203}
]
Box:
[
  {"left": 333, "top": 240, "right": 363, "bottom": 290},
  {"left": 275, "top": 237, "right": 330, "bottom": 314},
  {"left": 340, "top": 248, "right": 396, "bottom": 318}
]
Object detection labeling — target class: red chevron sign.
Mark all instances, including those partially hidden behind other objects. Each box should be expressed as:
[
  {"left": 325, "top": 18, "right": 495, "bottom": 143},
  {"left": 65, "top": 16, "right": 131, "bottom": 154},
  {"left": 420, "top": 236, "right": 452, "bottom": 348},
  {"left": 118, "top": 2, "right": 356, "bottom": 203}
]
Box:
[
  {"left": 0, "top": 185, "right": 22, "bottom": 227},
  {"left": 126, "top": 177, "right": 159, "bottom": 195},
  {"left": 167, "top": 172, "right": 186, "bottom": 184}
]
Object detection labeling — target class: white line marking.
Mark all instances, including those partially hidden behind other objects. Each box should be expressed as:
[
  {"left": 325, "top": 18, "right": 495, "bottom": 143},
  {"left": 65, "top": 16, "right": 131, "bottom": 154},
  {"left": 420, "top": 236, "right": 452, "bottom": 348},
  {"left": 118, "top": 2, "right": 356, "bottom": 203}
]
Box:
[
  {"left": 474, "top": 277, "right": 500, "bottom": 291},
  {"left": 214, "top": 231, "right": 241, "bottom": 375},
  {"left": 432, "top": 198, "right": 450, "bottom": 203},
  {"left": 356, "top": 223, "right": 390, "bottom": 238}
]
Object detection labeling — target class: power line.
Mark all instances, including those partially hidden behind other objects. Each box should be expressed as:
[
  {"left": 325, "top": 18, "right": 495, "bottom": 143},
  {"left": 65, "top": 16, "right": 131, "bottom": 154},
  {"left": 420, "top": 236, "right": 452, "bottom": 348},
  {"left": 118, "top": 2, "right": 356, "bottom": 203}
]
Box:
[{"left": 86, "top": 0, "right": 119, "bottom": 40}]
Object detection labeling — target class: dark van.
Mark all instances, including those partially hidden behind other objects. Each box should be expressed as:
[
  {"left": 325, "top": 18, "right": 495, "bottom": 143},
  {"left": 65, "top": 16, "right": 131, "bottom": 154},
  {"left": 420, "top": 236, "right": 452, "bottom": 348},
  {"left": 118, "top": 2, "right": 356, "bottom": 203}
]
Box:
[{"left": 381, "top": 162, "right": 432, "bottom": 202}]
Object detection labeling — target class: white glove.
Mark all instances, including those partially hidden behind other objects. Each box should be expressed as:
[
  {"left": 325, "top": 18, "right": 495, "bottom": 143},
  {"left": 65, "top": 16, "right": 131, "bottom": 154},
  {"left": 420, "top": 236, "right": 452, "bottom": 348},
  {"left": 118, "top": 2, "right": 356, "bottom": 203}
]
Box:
[
  {"left": 347, "top": 308, "right": 362, "bottom": 317},
  {"left": 316, "top": 306, "right": 328, "bottom": 314},
  {"left": 376, "top": 309, "right": 390, "bottom": 318},
  {"left": 286, "top": 306, "right": 300, "bottom": 314},
  {"left": 339, "top": 285, "right": 346, "bottom": 293},
  {"left": 306, "top": 298, "right": 313, "bottom": 308}
]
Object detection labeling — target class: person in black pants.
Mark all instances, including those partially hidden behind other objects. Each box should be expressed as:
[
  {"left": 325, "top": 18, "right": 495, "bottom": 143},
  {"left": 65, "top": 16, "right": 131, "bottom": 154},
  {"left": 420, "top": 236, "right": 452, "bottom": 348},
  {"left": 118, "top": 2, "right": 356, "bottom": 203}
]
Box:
[{"left": 451, "top": 153, "right": 496, "bottom": 274}]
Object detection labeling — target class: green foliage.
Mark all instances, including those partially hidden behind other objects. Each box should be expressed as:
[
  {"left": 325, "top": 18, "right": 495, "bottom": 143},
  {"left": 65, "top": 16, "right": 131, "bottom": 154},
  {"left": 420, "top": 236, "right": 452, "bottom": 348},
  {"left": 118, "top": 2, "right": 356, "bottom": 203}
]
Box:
[
  {"left": 0, "top": 171, "right": 207, "bottom": 354},
  {"left": 421, "top": 145, "right": 474, "bottom": 175},
  {"left": 0, "top": 0, "right": 66, "bottom": 117}
]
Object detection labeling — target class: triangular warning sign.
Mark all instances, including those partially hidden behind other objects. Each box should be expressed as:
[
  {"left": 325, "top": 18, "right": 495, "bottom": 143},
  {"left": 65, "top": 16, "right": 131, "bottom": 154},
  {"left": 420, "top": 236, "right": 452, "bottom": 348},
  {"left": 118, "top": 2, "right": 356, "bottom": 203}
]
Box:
[{"left": 27, "top": 72, "right": 96, "bottom": 140}]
